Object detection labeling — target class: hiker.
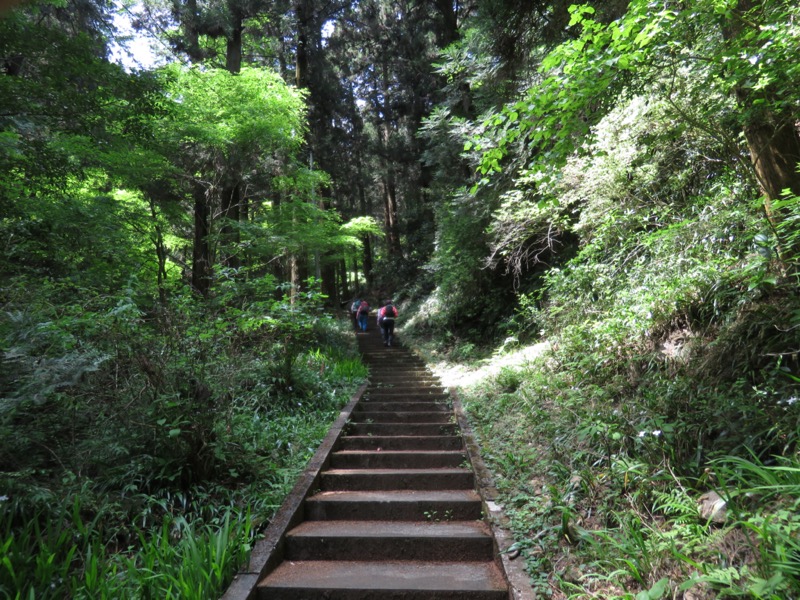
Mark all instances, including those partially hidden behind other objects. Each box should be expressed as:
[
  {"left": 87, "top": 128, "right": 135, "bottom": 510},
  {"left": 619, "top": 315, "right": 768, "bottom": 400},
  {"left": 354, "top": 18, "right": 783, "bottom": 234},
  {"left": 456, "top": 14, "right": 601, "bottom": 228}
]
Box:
[
  {"left": 378, "top": 299, "right": 397, "bottom": 347},
  {"left": 350, "top": 297, "right": 361, "bottom": 330},
  {"left": 356, "top": 299, "right": 371, "bottom": 332}
]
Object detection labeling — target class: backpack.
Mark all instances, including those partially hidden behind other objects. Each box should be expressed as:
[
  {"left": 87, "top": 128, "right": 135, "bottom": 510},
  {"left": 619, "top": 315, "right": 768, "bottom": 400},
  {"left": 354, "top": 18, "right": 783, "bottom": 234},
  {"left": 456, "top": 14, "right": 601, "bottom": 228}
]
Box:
[
  {"left": 351, "top": 299, "right": 361, "bottom": 313},
  {"left": 382, "top": 304, "right": 396, "bottom": 320},
  {"left": 357, "top": 301, "right": 370, "bottom": 316}
]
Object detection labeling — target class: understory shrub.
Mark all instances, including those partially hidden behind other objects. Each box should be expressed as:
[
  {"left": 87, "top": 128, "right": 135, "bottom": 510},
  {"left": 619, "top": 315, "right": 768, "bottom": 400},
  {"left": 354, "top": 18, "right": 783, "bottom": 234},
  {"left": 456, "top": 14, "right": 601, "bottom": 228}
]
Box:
[
  {"left": 454, "top": 87, "right": 800, "bottom": 597},
  {"left": 0, "top": 278, "right": 365, "bottom": 598}
]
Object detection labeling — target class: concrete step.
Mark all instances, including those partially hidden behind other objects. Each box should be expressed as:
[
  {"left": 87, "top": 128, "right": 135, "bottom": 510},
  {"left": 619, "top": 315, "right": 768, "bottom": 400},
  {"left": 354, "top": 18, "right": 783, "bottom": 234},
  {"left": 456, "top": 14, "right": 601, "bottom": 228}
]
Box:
[
  {"left": 285, "top": 520, "right": 494, "bottom": 561},
  {"left": 364, "top": 356, "right": 426, "bottom": 364},
  {"left": 346, "top": 422, "right": 458, "bottom": 436},
  {"left": 365, "top": 389, "right": 440, "bottom": 397},
  {"left": 367, "top": 382, "right": 445, "bottom": 390},
  {"left": 368, "top": 364, "right": 430, "bottom": 370},
  {"left": 368, "top": 375, "right": 440, "bottom": 384},
  {"left": 321, "top": 468, "right": 474, "bottom": 491},
  {"left": 362, "top": 386, "right": 450, "bottom": 402},
  {"left": 337, "top": 435, "right": 464, "bottom": 451},
  {"left": 365, "top": 365, "right": 428, "bottom": 372},
  {"left": 353, "top": 410, "right": 453, "bottom": 424},
  {"left": 304, "top": 490, "right": 483, "bottom": 521},
  {"left": 355, "top": 401, "right": 450, "bottom": 412},
  {"left": 257, "top": 560, "right": 508, "bottom": 600},
  {"left": 330, "top": 450, "right": 466, "bottom": 469},
  {"left": 364, "top": 395, "right": 450, "bottom": 404}
]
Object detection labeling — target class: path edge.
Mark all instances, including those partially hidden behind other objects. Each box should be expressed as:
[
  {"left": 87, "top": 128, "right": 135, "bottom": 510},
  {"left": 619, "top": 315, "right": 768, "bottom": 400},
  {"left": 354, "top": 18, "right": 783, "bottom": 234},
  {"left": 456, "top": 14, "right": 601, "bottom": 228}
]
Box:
[
  {"left": 220, "top": 381, "right": 369, "bottom": 600},
  {"left": 450, "top": 386, "right": 538, "bottom": 600}
]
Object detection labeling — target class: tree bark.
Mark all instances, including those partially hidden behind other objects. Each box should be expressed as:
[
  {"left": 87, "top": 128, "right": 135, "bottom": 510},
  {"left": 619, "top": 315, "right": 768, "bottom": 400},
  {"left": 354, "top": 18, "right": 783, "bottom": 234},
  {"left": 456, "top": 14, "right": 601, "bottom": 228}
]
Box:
[
  {"left": 356, "top": 149, "right": 374, "bottom": 288},
  {"left": 225, "top": 15, "right": 243, "bottom": 74},
  {"left": 739, "top": 107, "right": 800, "bottom": 202},
  {"left": 434, "top": 0, "right": 459, "bottom": 48},
  {"left": 382, "top": 160, "right": 402, "bottom": 256},
  {"left": 380, "top": 58, "right": 403, "bottom": 257},
  {"left": 339, "top": 258, "right": 349, "bottom": 300},
  {"left": 219, "top": 181, "right": 241, "bottom": 269},
  {"left": 147, "top": 196, "right": 168, "bottom": 305},
  {"left": 362, "top": 234, "right": 374, "bottom": 289},
  {"left": 191, "top": 183, "right": 212, "bottom": 297},
  {"left": 722, "top": 1, "right": 800, "bottom": 202},
  {"left": 294, "top": 0, "right": 311, "bottom": 88}
]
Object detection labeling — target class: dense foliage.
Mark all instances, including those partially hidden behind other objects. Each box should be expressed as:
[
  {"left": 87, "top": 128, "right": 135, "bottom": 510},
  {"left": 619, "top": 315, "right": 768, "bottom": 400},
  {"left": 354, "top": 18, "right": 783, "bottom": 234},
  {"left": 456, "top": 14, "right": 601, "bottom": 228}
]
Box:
[
  {"left": 0, "top": 2, "right": 367, "bottom": 597},
  {"left": 2, "top": 0, "right": 800, "bottom": 597},
  {"left": 402, "top": 1, "right": 800, "bottom": 598}
]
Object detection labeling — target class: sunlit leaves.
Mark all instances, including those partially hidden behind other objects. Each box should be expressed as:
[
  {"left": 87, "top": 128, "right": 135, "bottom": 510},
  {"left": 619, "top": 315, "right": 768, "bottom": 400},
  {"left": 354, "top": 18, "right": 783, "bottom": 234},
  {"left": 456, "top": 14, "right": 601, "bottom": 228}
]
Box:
[
  {"left": 161, "top": 65, "right": 307, "bottom": 159},
  {"left": 339, "top": 215, "right": 382, "bottom": 238}
]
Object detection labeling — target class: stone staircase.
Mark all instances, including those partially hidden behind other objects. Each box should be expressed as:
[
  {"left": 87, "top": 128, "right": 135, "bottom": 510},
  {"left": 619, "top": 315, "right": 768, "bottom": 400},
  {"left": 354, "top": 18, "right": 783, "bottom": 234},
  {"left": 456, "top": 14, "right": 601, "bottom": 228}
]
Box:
[{"left": 254, "top": 322, "right": 510, "bottom": 599}]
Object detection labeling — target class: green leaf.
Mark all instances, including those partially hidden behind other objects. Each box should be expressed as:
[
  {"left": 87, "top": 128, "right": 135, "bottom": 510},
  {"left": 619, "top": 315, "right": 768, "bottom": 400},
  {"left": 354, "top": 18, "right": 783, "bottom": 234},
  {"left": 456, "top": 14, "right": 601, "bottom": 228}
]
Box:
[{"left": 637, "top": 578, "right": 670, "bottom": 599}]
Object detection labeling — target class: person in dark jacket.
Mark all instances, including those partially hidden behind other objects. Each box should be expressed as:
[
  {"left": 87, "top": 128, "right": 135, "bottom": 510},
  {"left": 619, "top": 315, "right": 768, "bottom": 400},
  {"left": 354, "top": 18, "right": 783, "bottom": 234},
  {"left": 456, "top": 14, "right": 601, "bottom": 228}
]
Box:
[{"left": 377, "top": 299, "right": 397, "bottom": 346}]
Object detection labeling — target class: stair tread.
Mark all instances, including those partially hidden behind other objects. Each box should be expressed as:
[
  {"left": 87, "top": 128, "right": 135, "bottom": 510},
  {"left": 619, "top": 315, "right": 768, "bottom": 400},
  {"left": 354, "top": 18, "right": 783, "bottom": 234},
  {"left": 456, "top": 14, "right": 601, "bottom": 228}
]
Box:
[
  {"left": 258, "top": 560, "right": 508, "bottom": 592},
  {"left": 333, "top": 450, "right": 464, "bottom": 456},
  {"left": 308, "top": 489, "right": 480, "bottom": 501},
  {"left": 337, "top": 435, "right": 464, "bottom": 450},
  {"left": 324, "top": 467, "right": 470, "bottom": 475},
  {"left": 288, "top": 520, "right": 490, "bottom": 538},
  {"left": 341, "top": 435, "right": 462, "bottom": 440}
]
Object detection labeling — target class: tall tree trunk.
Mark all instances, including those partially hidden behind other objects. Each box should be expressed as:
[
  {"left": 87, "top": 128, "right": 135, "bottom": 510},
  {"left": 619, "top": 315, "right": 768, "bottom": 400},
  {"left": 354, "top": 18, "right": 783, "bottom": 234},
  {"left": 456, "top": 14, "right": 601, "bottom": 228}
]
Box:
[
  {"left": 720, "top": 1, "right": 800, "bottom": 269},
  {"left": 322, "top": 260, "right": 337, "bottom": 303},
  {"left": 722, "top": 1, "right": 800, "bottom": 202},
  {"left": 383, "top": 160, "right": 402, "bottom": 256},
  {"left": 739, "top": 108, "right": 800, "bottom": 202},
  {"left": 180, "top": 0, "right": 204, "bottom": 61},
  {"left": 380, "top": 59, "right": 402, "bottom": 257},
  {"left": 219, "top": 14, "right": 244, "bottom": 271},
  {"left": 339, "top": 258, "right": 349, "bottom": 300},
  {"left": 220, "top": 181, "right": 241, "bottom": 269},
  {"left": 147, "top": 196, "right": 168, "bottom": 305},
  {"left": 225, "top": 16, "right": 243, "bottom": 74},
  {"left": 434, "top": 0, "right": 459, "bottom": 48},
  {"left": 191, "top": 183, "right": 212, "bottom": 297},
  {"left": 294, "top": 0, "right": 311, "bottom": 88},
  {"left": 357, "top": 149, "right": 374, "bottom": 288},
  {"left": 291, "top": 0, "right": 315, "bottom": 301},
  {"left": 290, "top": 251, "right": 309, "bottom": 300},
  {"left": 362, "top": 234, "right": 374, "bottom": 289}
]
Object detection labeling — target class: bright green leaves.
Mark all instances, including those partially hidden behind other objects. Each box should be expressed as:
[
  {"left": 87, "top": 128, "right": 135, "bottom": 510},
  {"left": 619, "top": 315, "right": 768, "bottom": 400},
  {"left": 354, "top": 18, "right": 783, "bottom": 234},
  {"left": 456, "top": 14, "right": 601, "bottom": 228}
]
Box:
[
  {"left": 339, "top": 216, "right": 382, "bottom": 239},
  {"left": 161, "top": 65, "right": 306, "bottom": 160},
  {"left": 567, "top": 4, "right": 595, "bottom": 28},
  {"left": 470, "top": 0, "right": 800, "bottom": 201}
]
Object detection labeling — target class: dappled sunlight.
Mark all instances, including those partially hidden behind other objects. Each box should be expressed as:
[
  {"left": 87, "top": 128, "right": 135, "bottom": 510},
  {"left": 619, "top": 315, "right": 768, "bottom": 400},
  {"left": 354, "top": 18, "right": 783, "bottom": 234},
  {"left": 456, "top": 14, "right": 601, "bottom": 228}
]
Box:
[{"left": 429, "top": 341, "right": 551, "bottom": 389}]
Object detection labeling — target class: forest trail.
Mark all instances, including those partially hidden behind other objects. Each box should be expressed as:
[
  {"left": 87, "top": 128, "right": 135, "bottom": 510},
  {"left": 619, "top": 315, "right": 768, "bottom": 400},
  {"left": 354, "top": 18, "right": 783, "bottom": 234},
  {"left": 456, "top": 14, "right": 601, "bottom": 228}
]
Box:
[{"left": 252, "top": 317, "right": 510, "bottom": 599}]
